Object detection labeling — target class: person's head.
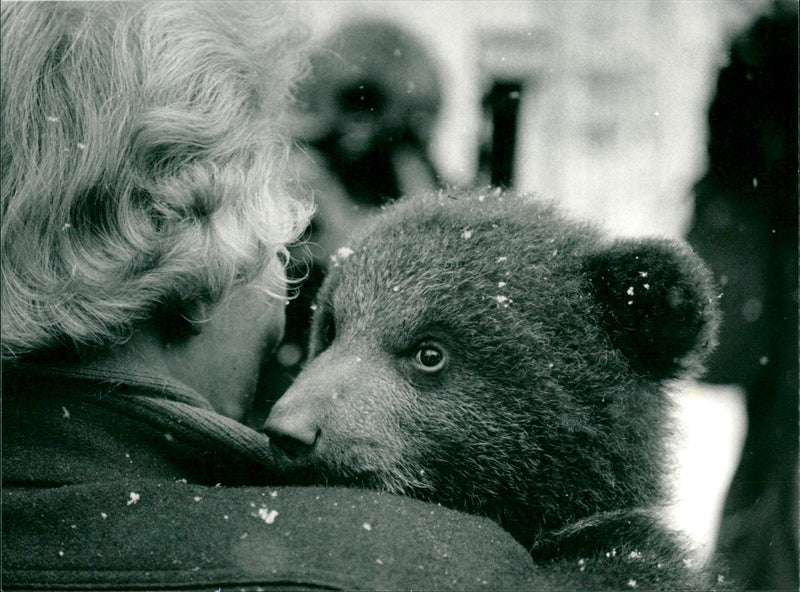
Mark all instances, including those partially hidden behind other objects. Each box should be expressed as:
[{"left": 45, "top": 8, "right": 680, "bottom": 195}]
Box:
[
  {"left": 1, "top": 2, "right": 313, "bottom": 418},
  {"left": 290, "top": 19, "right": 442, "bottom": 166}
]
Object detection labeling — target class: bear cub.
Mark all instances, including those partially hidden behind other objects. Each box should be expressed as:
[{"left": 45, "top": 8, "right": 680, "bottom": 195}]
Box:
[{"left": 264, "top": 188, "right": 726, "bottom": 590}]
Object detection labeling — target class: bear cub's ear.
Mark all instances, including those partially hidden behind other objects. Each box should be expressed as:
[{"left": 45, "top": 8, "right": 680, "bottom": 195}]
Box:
[{"left": 583, "top": 238, "right": 720, "bottom": 379}]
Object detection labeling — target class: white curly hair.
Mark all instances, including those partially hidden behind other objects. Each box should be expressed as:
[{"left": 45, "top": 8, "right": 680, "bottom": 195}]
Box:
[{"left": 1, "top": 1, "right": 313, "bottom": 359}]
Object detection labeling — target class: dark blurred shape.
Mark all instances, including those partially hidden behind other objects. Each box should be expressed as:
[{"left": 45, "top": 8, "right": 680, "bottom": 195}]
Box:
[
  {"left": 481, "top": 81, "right": 523, "bottom": 187},
  {"left": 687, "top": 4, "right": 798, "bottom": 590},
  {"left": 253, "top": 19, "right": 443, "bottom": 424}
]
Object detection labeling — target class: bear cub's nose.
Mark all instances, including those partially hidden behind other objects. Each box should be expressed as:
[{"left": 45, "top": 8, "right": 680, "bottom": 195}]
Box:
[
  {"left": 266, "top": 430, "right": 318, "bottom": 459},
  {"left": 263, "top": 413, "right": 319, "bottom": 460}
]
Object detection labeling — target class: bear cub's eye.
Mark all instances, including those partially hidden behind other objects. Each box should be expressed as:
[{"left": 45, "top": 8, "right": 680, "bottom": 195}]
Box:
[{"left": 412, "top": 342, "right": 447, "bottom": 372}]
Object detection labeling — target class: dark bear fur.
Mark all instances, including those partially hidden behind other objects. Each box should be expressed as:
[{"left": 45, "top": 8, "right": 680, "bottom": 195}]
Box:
[{"left": 264, "top": 188, "right": 728, "bottom": 590}]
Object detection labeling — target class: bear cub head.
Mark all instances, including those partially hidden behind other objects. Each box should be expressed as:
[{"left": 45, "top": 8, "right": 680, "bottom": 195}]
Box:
[{"left": 264, "top": 188, "right": 719, "bottom": 552}]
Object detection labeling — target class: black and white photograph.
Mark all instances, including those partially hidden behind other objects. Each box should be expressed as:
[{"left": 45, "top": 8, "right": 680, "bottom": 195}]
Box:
[{"left": 2, "top": 2, "right": 797, "bottom": 590}]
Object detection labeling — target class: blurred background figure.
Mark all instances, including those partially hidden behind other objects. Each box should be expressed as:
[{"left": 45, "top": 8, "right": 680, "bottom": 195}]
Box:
[
  {"left": 687, "top": 4, "right": 798, "bottom": 589},
  {"left": 291, "top": 19, "right": 442, "bottom": 208},
  {"left": 255, "top": 19, "right": 444, "bottom": 416}
]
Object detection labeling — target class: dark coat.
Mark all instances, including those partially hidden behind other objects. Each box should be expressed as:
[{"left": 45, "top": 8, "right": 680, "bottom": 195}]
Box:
[{"left": 2, "top": 362, "right": 537, "bottom": 591}]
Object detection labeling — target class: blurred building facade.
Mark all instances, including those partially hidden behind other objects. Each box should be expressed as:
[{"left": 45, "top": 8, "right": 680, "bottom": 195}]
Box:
[{"left": 296, "top": 0, "right": 775, "bottom": 237}]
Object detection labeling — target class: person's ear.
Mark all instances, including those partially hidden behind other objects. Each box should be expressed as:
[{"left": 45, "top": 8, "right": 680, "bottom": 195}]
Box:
[{"left": 155, "top": 297, "right": 205, "bottom": 344}]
